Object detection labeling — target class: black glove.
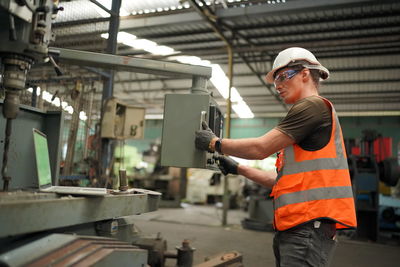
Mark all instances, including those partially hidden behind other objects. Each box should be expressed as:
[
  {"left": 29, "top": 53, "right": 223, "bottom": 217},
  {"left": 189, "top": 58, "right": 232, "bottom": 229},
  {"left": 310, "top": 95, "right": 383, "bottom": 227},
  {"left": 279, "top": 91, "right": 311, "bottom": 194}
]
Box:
[
  {"left": 215, "top": 155, "right": 239, "bottom": 175},
  {"left": 195, "top": 121, "right": 217, "bottom": 152}
]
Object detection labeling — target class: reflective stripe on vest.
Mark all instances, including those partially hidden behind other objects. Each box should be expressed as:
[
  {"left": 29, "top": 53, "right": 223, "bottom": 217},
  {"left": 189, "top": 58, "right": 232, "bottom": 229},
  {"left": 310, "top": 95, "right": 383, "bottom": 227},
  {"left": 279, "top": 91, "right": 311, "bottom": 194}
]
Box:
[
  {"left": 276, "top": 110, "right": 347, "bottom": 180},
  {"left": 272, "top": 97, "right": 357, "bottom": 231},
  {"left": 274, "top": 185, "right": 353, "bottom": 210}
]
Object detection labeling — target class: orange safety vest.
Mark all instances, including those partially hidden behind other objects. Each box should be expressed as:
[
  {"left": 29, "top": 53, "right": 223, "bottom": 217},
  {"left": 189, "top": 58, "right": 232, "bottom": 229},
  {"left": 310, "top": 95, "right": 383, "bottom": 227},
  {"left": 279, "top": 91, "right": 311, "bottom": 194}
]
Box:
[{"left": 271, "top": 97, "right": 357, "bottom": 231}]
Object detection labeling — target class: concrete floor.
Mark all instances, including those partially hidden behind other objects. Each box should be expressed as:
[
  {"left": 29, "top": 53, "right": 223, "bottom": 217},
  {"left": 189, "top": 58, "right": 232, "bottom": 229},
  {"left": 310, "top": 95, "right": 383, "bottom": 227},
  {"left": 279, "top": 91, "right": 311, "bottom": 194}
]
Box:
[{"left": 131, "top": 204, "right": 400, "bottom": 267}]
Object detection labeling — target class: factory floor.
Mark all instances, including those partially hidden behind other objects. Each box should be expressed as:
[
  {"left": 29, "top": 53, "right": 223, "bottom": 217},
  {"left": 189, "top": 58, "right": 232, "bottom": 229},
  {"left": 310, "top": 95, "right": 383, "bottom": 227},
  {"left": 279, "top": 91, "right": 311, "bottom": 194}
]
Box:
[{"left": 131, "top": 204, "right": 400, "bottom": 267}]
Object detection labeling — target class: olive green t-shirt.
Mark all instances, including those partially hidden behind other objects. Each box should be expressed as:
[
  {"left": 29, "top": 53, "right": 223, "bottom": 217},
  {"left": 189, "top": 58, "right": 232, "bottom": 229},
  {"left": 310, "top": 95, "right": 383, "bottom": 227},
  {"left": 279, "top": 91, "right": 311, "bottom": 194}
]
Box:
[{"left": 275, "top": 96, "right": 332, "bottom": 151}]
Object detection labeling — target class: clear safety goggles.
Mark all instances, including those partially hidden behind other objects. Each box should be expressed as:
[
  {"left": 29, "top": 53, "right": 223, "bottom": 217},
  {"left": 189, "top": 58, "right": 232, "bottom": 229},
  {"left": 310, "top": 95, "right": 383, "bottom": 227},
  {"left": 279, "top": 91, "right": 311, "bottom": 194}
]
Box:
[{"left": 273, "top": 69, "right": 301, "bottom": 86}]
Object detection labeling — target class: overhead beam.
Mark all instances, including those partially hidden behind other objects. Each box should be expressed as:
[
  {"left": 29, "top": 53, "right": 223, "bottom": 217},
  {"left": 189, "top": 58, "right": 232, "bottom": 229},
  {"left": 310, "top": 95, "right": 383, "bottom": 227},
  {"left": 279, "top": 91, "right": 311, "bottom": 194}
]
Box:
[
  {"left": 178, "top": 34, "right": 400, "bottom": 56},
  {"left": 116, "top": 0, "right": 398, "bottom": 31},
  {"left": 48, "top": 47, "right": 212, "bottom": 78},
  {"left": 216, "top": 0, "right": 397, "bottom": 19}
]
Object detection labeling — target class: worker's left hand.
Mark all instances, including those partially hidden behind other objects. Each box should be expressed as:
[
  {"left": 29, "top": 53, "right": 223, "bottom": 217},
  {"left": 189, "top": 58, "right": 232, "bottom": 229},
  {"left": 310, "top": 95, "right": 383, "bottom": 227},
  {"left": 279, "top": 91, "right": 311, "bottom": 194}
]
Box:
[
  {"left": 214, "top": 155, "right": 239, "bottom": 175},
  {"left": 195, "top": 121, "right": 217, "bottom": 152}
]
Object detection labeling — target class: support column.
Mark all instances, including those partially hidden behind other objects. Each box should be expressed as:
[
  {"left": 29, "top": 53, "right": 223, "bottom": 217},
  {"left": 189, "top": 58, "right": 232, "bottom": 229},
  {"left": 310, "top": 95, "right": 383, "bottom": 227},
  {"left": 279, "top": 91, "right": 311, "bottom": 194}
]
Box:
[{"left": 100, "top": 0, "right": 121, "bottom": 179}]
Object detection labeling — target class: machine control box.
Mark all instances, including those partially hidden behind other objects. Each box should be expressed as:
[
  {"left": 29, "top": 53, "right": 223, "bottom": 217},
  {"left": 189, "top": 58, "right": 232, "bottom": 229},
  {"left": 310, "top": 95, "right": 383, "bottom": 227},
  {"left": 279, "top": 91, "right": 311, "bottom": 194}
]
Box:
[
  {"left": 101, "top": 98, "right": 145, "bottom": 140},
  {"left": 161, "top": 93, "right": 223, "bottom": 169}
]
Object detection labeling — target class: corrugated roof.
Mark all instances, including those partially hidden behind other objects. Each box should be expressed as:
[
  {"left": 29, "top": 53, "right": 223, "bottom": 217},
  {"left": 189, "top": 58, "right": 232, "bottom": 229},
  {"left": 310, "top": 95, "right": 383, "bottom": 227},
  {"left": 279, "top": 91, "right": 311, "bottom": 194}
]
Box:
[{"left": 28, "top": 0, "right": 400, "bottom": 117}]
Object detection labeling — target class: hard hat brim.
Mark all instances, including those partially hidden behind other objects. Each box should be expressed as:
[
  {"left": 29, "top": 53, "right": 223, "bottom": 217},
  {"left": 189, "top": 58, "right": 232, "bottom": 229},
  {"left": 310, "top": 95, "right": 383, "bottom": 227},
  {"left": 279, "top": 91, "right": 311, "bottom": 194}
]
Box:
[{"left": 265, "top": 60, "right": 330, "bottom": 84}]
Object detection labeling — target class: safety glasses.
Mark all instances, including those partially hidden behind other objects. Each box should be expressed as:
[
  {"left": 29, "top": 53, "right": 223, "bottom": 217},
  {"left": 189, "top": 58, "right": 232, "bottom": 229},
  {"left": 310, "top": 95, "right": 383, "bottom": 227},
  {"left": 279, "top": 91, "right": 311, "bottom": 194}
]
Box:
[{"left": 274, "top": 69, "right": 301, "bottom": 86}]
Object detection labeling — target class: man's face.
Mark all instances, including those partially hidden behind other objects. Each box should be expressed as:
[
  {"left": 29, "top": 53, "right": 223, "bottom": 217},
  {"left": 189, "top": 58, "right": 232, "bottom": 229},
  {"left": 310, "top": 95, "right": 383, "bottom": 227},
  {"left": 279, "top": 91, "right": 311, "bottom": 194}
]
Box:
[{"left": 272, "top": 67, "right": 303, "bottom": 104}]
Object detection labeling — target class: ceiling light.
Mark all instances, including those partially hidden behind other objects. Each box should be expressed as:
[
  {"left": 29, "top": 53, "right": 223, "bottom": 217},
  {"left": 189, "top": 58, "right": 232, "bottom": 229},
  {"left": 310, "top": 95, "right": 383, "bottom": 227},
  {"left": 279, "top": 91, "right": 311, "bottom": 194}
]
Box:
[
  {"left": 65, "top": 105, "right": 74, "bottom": 114},
  {"left": 27, "top": 86, "right": 87, "bottom": 120},
  {"left": 168, "top": 58, "right": 254, "bottom": 118},
  {"left": 145, "top": 114, "right": 164, "bottom": 120},
  {"left": 232, "top": 101, "right": 254, "bottom": 118},
  {"left": 101, "top": 32, "right": 176, "bottom": 56},
  {"left": 79, "top": 111, "right": 88, "bottom": 121},
  {"left": 101, "top": 33, "right": 253, "bottom": 118},
  {"left": 150, "top": 45, "right": 175, "bottom": 56},
  {"left": 119, "top": 8, "right": 130, "bottom": 17}
]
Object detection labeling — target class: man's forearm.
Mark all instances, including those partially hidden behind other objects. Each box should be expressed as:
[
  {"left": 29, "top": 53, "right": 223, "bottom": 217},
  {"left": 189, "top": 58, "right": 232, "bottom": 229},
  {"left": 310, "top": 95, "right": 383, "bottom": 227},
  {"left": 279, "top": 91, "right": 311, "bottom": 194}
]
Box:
[
  {"left": 219, "top": 138, "right": 267, "bottom": 159},
  {"left": 238, "top": 165, "right": 277, "bottom": 189},
  {"left": 211, "top": 129, "right": 294, "bottom": 160}
]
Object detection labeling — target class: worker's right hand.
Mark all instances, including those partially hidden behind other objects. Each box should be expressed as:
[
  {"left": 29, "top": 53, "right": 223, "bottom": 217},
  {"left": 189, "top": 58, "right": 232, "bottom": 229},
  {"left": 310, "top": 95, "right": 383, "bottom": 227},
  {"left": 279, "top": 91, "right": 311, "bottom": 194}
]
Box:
[
  {"left": 214, "top": 155, "right": 239, "bottom": 175},
  {"left": 195, "top": 121, "right": 217, "bottom": 152}
]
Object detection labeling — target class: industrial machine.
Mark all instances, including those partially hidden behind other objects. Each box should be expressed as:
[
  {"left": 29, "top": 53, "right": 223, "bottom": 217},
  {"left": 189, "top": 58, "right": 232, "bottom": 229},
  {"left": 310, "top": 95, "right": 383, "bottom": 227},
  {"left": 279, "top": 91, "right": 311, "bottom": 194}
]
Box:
[
  {"left": 161, "top": 93, "right": 223, "bottom": 170},
  {"left": 101, "top": 97, "right": 145, "bottom": 140},
  {"left": 240, "top": 181, "right": 274, "bottom": 232},
  {"left": 346, "top": 130, "right": 400, "bottom": 242},
  {"left": 0, "top": 0, "right": 62, "bottom": 191}
]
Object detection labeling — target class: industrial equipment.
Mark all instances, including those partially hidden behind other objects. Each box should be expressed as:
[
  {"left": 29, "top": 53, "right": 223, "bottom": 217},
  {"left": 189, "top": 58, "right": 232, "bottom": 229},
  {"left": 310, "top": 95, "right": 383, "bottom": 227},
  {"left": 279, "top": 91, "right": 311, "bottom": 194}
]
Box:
[
  {"left": 346, "top": 130, "right": 400, "bottom": 242},
  {"left": 0, "top": 0, "right": 61, "bottom": 191},
  {"left": 101, "top": 97, "right": 145, "bottom": 140},
  {"left": 240, "top": 180, "right": 274, "bottom": 232},
  {"left": 0, "top": 2, "right": 243, "bottom": 265},
  {"left": 161, "top": 93, "right": 223, "bottom": 169}
]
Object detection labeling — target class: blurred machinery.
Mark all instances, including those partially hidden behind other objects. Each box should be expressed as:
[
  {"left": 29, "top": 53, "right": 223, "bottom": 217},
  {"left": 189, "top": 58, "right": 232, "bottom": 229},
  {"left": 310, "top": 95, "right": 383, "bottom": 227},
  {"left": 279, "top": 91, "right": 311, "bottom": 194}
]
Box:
[
  {"left": 346, "top": 130, "right": 400, "bottom": 242},
  {"left": 240, "top": 181, "right": 274, "bottom": 232},
  {"left": 101, "top": 97, "right": 145, "bottom": 140}
]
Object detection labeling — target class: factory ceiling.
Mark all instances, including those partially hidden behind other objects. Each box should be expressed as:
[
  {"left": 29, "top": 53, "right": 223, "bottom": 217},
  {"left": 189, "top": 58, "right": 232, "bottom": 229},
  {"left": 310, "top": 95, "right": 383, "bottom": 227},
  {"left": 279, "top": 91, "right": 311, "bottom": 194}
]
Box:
[{"left": 27, "top": 0, "right": 400, "bottom": 119}]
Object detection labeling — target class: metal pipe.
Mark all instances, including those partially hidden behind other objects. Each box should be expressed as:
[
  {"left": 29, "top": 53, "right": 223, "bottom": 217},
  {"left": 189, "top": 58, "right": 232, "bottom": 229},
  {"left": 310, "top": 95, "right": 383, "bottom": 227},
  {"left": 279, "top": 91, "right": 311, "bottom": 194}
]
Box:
[
  {"left": 1, "top": 119, "right": 12, "bottom": 191},
  {"left": 63, "top": 81, "right": 83, "bottom": 176},
  {"left": 222, "top": 46, "right": 233, "bottom": 226},
  {"left": 31, "top": 85, "right": 37, "bottom": 107},
  {"left": 83, "top": 87, "right": 95, "bottom": 159},
  {"left": 190, "top": 76, "right": 208, "bottom": 94},
  {"left": 188, "top": 0, "right": 234, "bottom": 227},
  {"left": 101, "top": 0, "right": 121, "bottom": 179},
  {"left": 176, "top": 239, "right": 195, "bottom": 267}
]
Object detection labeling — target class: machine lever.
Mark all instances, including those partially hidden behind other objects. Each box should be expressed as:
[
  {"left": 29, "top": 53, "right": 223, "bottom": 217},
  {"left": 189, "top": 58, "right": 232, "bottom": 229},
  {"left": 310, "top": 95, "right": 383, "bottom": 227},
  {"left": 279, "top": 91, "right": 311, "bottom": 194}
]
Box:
[
  {"left": 200, "top": 111, "right": 206, "bottom": 130},
  {"left": 48, "top": 55, "right": 63, "bottom": 76},
  {"left": 9, "top": 15, "right": 17, "bottom": 41}
]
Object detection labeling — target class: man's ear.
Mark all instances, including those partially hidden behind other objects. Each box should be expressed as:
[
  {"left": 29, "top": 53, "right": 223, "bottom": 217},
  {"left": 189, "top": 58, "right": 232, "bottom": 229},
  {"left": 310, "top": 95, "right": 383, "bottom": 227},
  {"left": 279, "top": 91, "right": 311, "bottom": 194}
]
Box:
[{"left": 301, "top": 68, "right": 311, "bottom": 82}]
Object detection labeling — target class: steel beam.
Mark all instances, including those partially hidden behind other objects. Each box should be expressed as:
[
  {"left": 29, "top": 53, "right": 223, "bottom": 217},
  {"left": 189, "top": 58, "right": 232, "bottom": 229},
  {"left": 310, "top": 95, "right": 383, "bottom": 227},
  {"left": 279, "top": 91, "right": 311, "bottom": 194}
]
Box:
[
  {"left": 0, "top": 190, "right": 160, "bottom": 238},
  {"left": 216, "top": 0, "right": 397, "bottom": 19},
  {"left": 49, "top": 48, "right": 212, "bottom": 78},
  {"left": 115, "top": 0, "right": 396, "bottom": 31}
]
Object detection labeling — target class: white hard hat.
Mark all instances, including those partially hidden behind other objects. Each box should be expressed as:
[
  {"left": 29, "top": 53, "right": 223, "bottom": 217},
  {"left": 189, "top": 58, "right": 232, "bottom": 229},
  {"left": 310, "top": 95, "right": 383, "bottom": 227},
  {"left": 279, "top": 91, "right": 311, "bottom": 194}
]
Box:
[{"left": 265, "top": 47, "right": 330, "bottom": 84}]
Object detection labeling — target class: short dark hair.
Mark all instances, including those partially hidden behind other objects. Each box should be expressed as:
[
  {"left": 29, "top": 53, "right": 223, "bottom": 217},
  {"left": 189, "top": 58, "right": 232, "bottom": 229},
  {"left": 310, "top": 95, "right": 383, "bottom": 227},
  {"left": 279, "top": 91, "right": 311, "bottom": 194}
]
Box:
[
  {"left": 290, "top": 64, "right": 321, "bottom": 89},
  {"left": 309, "top": 69, "right": 321, "bottom": 89}
]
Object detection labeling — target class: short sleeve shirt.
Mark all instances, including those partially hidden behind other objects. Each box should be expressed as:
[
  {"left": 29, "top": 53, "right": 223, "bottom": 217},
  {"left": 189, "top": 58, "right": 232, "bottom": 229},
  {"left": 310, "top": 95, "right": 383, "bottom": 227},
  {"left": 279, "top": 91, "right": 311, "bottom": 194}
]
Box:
[{"left": 275, "top": 96, "right": 332, "bottom": 151}]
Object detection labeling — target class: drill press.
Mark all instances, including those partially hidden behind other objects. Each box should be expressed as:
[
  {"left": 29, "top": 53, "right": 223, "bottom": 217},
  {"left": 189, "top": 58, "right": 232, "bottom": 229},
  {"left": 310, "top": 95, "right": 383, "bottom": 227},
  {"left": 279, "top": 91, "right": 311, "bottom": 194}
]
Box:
[{"left": 0, "top": 0, "right": 61, "bottom": 190}]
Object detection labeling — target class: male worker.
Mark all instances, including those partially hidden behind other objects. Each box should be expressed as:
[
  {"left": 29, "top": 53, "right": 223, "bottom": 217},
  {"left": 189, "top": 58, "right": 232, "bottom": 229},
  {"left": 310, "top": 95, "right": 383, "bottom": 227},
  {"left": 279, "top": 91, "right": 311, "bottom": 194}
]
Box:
[{"left": 195, "top": 47, "right": 357, "bottom": 267}]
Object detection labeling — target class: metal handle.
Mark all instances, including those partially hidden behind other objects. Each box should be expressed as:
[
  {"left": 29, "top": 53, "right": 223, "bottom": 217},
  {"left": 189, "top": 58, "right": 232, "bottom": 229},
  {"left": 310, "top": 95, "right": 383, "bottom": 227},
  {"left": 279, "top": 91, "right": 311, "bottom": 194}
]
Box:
[{"left": 200, "top": 111, "right": 206, "bottom": 130}]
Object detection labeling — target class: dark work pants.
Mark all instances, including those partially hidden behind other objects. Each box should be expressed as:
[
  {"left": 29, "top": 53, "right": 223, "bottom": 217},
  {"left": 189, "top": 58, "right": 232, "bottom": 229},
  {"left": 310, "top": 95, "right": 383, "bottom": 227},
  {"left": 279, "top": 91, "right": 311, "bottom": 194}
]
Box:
[{"left": 273, "top": 221, "right": 337, "bottom": 267}]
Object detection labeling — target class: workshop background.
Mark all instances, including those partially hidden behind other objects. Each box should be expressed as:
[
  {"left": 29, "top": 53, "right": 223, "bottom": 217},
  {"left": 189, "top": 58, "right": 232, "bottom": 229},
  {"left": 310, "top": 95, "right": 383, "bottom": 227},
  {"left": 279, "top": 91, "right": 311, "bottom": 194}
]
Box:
[{"left": 1, "top": 0, "right": 400, "bottom": 267}]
